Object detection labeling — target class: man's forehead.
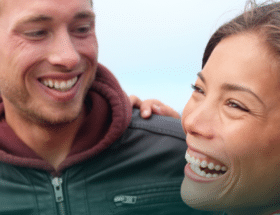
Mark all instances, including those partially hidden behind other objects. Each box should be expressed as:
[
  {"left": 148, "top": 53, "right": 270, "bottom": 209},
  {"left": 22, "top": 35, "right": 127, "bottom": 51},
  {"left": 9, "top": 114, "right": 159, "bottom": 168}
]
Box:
[
  {"left": 0, "top": 0, "right": 93, "bottom": 10},
  {"left": 1, "top": 0, "right": 93, "bottom": 3},
  {"left": 0, "top": 0, "right": 94, "bottom": 19}
]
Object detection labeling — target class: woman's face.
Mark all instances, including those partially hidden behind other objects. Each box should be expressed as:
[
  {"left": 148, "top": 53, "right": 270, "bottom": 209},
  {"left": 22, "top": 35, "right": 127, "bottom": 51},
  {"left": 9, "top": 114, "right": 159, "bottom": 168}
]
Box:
[{"left": 181, "top": 33, "right": 280, "bottom": 214}]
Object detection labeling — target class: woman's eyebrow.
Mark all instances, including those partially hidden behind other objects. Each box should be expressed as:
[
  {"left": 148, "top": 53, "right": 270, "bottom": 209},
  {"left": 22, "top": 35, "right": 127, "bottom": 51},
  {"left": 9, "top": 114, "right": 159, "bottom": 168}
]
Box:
[
  {"left": 197, "top": 72, "right": 265, "bottom": 107},
  {"left": 197, "top": 72, "right": 205, "bottom": 83},
  {"left": 221, "top": 83, "right": 265, "bottom": 107}
]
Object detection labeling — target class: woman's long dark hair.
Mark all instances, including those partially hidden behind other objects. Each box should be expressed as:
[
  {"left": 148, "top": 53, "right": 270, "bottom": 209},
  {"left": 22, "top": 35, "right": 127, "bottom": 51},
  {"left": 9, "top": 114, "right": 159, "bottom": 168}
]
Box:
[{"left": 202, "top": 0, "right": 280, "bottom": 68}]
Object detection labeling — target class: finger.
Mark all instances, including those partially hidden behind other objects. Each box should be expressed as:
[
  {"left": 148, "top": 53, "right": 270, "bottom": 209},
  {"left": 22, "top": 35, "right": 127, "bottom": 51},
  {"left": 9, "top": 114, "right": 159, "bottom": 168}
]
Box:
[
  {"left": 141, "top": 108, "right": 152, "bottom": 119},
  {"left": 129, "top": 95, "right": 142, "bottom": 108},
  {"left": 139, "top": 100, "right": 159, "bottom": 119},
  {"left": 140, "top": 100, "right": 165, "bottom": 118},
  {"left": 151, "top": 104, "right": 162, "bottom": 115},
  {"left": 152, "top": 104, "right": 181, "bottom": 119}
]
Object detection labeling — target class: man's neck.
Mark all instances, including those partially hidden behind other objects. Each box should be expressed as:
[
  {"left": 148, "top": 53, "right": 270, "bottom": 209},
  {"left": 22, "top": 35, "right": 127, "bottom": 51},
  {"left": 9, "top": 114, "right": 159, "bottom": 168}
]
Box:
[{"left": 4, "top": 106, "right": 86, "bottom": 170}]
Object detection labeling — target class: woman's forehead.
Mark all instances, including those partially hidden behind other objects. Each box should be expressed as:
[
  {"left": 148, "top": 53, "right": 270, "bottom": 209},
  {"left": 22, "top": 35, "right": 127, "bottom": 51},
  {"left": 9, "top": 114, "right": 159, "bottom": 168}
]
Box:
[{"left": 203, "top": 33, "right": 280, "bottom": 101}]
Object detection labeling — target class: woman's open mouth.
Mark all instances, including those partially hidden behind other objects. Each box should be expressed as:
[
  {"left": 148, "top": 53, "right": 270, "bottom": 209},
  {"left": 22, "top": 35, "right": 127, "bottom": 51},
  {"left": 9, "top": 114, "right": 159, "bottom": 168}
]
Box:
[{"left": 185, "top": 151, "right": 228, "bottom": 178}]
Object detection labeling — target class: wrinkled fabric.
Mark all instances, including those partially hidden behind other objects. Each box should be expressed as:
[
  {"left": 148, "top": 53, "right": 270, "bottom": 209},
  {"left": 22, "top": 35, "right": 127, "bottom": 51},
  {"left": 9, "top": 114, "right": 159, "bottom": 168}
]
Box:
[
  {"left": 0, "top": 64, "right": 214, "bottom": 214},
  {"left": 0, "top": 63, "right": 132, "bottom": 175}
]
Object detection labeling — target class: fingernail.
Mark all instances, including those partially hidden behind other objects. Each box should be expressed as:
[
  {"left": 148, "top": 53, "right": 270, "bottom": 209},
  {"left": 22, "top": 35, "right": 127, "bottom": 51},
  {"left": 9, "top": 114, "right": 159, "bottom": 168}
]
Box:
[{"left": 142, "top": 110, "right": 150, "bottom": 117}]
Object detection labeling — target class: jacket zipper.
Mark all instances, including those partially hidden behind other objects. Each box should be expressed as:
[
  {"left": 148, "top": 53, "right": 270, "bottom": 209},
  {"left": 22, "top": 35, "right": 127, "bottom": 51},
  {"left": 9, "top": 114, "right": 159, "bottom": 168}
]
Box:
[
  {"left": 51, "top": 177, "right": 67, "bottom": 215},
  {"left": 114, "top": 190, "right": 181, "bottom": 207}
]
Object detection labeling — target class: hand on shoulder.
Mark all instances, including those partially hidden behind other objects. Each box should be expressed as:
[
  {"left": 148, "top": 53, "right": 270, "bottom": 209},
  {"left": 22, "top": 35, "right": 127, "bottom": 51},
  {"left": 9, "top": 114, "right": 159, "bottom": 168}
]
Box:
[{"left": 129, "top": 95, "right": 181, "bottom": 119}]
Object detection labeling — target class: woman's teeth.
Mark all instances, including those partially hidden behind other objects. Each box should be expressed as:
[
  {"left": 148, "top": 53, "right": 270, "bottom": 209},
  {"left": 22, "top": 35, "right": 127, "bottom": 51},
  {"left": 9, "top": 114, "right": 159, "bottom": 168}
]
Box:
[
  {"left": 185, "top": 152, "right": 228, "bottom": 178},
  {"left": 41, "top": 76, "right": 78, "bottom": 92}
]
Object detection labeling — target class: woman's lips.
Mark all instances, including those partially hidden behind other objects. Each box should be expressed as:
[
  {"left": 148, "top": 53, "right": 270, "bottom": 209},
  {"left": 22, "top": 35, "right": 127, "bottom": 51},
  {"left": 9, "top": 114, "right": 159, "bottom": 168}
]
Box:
[{"left": 184, "top": 148, "right": 228, "bottom": 181}]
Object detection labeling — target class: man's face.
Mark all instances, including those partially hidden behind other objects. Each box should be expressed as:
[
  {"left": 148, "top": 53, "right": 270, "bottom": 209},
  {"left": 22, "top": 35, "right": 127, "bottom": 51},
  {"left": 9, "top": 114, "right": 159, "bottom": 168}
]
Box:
[
  {"left": 181, "top": 33, "right": 280, "bottom": 214},
  {"left": 0, "top": 0, "right": 98, "bottom": 125}
]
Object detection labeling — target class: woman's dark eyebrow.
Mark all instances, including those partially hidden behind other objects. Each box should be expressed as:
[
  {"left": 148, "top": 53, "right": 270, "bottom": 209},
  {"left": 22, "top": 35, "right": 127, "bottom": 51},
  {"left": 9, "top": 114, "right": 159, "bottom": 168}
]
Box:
[
  {"left": 221, "top": 83, "right": 265, "bottom": 107},
  {"left": 197, "top": 72, "right": 205, "bottom": 83},
  {"left": 197, "top": 72, "right": 265, "bottom": 107}
]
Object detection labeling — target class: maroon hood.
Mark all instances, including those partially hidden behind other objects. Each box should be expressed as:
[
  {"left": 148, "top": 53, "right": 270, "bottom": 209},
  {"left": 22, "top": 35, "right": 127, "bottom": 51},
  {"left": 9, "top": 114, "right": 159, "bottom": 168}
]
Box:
[{"left": 0, "top": 64, "right": 132, "bottom": 175}]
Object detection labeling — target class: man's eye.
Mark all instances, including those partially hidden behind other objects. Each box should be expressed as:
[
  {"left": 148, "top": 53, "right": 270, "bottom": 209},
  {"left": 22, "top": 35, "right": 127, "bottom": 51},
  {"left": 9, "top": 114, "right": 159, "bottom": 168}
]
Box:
[
  {"left": 226, "top": 100, "right": 250, "bottom": 112},
  {"left": 72, "top": 24, "right": 92, "bottom": 36},
  {"left": 77, "top": 26, "right": 90, "bottom": 33},
  {"left": 24, "top": 30, "right": 48, "bottom": 39},
  {"left": 191, "top": 84, "right": 205, "bottom": 95}
]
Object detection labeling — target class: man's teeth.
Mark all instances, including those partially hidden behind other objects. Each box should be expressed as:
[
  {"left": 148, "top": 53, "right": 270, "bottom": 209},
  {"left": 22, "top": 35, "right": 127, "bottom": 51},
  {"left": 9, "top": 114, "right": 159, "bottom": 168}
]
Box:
[
  {"left": 185, "top": 152, "right": 228, "bottom": 178},
  {"left": 41, "top": 76, "right": 78, "bottom": 91}
]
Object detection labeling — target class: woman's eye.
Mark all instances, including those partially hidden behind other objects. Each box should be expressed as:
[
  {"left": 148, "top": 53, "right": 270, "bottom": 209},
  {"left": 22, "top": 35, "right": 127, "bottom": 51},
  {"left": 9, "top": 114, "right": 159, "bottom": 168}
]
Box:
[
  {"left": 191, "top": 84, "right": 205, "bottom": 95},
  {"left": 226, "top": 100, "right": 250, "bottom": 112}
]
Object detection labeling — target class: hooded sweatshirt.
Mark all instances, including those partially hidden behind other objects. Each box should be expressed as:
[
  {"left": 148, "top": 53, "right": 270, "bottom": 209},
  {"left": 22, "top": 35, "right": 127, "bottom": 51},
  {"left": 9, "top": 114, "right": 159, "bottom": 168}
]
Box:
[
  {"left": 0, "top": 63, "right": 132, "bottom": 176},
  {"left": 0, "top": 64, "right": 215, "bottom": 215}
]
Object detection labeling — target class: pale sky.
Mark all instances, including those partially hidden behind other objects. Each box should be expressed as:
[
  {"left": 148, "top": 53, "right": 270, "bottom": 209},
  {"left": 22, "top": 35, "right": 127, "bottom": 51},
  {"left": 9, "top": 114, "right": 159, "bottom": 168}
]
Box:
[{"left": 94, "top": 0, "right": 267, "bottom": 113}]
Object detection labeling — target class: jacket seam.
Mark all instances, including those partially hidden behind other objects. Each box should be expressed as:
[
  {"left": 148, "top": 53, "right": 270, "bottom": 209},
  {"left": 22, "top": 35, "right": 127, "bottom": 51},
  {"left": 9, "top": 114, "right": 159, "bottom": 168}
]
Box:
[
  {"left": 25, "top": 170, "right": 42, "bottom": 214},
  {"left": 84, "top": 168, "right": 90, "bottom": 215},
  {"left": 128, "top": 123, "right": 185, "bottom": 140}
]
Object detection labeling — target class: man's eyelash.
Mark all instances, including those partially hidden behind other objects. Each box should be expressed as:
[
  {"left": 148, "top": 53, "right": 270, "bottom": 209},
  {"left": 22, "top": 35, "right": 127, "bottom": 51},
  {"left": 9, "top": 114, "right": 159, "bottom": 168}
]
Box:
[{"left": 24, "top": 30, "right": 48, "bottom": 38}]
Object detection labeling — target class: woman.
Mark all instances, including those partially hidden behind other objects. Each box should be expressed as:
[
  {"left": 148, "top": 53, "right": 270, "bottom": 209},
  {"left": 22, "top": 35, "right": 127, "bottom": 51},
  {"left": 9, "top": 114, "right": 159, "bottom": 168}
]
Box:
[{"left": 131, "top": 1, "right": 280, "bottom": 214}]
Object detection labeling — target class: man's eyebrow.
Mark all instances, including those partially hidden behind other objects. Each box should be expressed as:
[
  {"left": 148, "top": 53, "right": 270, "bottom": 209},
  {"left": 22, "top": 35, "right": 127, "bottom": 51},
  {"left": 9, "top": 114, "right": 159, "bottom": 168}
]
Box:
[
  {"left": 73, "top": 11, "right": 95, "bottom": 20},
  {"left": 16, "top": 11, "right": 95, "bottom": 26},
  {"left": 17, "top": 15, "right": 53, "bottom": 25},
  {"left": 221, "top": 83, "right": 265, "bottom": 106}
]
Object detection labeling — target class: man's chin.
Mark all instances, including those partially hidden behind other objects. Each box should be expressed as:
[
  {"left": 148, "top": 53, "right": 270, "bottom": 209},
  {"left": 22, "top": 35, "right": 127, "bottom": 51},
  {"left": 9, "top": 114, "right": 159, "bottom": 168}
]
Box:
[
  {"left": 32, "top": 114, "right": 78, "bottom": 127},
  {"left": 40, "top": 116, "right": 78, "bottom": 126},
  {"left": 25, "top": 107, "right": 84, "bottom": 128}
]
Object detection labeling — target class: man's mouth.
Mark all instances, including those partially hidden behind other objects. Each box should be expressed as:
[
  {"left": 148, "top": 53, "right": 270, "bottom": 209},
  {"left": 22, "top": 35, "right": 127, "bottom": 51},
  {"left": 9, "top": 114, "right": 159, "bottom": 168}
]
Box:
[
  {"left": 40, "top": 76, "right": 78, "bottom": 92},
  {"left": 185, "top": 152, "right": 228, "bottom": 178}
]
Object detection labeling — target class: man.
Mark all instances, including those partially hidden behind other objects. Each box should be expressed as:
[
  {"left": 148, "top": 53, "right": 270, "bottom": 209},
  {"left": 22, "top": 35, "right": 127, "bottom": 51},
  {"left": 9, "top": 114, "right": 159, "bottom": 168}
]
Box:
[{"left": 0, "top": 0, "right": 213, "bottom": 214}]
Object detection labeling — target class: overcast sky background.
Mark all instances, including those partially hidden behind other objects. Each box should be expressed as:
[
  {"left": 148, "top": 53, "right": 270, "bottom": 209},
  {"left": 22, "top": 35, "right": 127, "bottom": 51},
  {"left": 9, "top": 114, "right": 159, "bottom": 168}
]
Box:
[{"left": 94, "top": 0, "right": 267, "bottom": 113}]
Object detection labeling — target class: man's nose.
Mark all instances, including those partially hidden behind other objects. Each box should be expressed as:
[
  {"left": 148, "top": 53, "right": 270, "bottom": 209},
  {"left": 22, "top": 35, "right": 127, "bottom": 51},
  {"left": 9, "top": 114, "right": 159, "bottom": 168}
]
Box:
[
  {"left": 182, "top": 100, "right": 216, "bottom": 139},
  {"left": 47, "top": 29, "right": 81, "bottom": 70}
]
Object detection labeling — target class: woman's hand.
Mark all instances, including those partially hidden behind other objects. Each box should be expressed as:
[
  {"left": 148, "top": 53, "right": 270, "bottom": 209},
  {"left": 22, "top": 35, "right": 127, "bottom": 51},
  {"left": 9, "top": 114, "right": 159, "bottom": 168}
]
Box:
[{"left": 129, "top": 95, "right": 181, "bottom": 119}]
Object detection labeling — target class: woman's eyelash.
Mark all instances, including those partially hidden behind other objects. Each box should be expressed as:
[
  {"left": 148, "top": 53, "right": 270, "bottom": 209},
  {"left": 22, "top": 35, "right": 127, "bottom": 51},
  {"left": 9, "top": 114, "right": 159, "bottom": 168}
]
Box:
[
  {"left": 226, "top": 100, "right": 250, "bottom": 112},
  {"left": 191, "top": 84, "right": 205, "bottom": 94},
  {"left": 190, "top": 84, "right": 250, "bottom": 113}
]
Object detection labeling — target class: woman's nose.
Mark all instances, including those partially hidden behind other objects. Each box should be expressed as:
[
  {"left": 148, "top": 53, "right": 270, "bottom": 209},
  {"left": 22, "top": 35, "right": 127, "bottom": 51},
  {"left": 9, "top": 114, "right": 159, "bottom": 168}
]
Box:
[{"left": 182, "top": 100, "right": 216, "bottom": 139}]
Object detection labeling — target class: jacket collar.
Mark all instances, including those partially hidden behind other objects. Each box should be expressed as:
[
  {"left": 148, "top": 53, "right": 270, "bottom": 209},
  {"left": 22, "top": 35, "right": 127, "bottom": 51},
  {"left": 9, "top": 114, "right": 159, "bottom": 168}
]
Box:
[{"left": 0, "top": 63, "right": 132, "bottom": 175}]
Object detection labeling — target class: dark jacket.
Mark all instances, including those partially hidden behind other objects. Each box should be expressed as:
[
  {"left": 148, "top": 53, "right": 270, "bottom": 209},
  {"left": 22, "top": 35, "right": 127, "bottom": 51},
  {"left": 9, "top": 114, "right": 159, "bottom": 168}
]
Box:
[{"left": 0, "top": 64, "right": 213, "bottom": 214}]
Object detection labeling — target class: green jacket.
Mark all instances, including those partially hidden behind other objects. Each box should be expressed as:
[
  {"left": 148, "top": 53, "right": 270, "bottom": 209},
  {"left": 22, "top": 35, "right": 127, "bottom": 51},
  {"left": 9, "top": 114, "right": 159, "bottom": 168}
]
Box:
[
  {"left": 0, "top": 110, "right": 215, "bottom": 214},
  {"left": 0, "top": 64, "right": 214, "bottom": 214}
]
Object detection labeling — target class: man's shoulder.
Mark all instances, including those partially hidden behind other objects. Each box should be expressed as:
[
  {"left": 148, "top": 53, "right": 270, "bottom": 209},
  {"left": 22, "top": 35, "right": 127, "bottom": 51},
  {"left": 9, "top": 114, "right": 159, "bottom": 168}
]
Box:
[{"left": 128, "top": 109, "right": 185, "bottom": 140}]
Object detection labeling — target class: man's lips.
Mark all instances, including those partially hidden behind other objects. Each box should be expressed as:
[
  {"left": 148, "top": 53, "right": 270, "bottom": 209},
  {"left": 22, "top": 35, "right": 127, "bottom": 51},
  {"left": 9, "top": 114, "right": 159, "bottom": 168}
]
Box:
[
  {"left": 37, "top": 73, "right": 83, "bottom": 102},
  {"left": 40, "top": 76, "right": 78, "bottom": 92},
  {"left": 38, "top": 73, "right": 82, "bottom": 92}
]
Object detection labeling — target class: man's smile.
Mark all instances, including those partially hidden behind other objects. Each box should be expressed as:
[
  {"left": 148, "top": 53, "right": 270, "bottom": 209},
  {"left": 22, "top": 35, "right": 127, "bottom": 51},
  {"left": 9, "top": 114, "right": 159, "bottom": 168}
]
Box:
[{"left": 40, "top": 76, "right": 79, "bottom": 92}]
